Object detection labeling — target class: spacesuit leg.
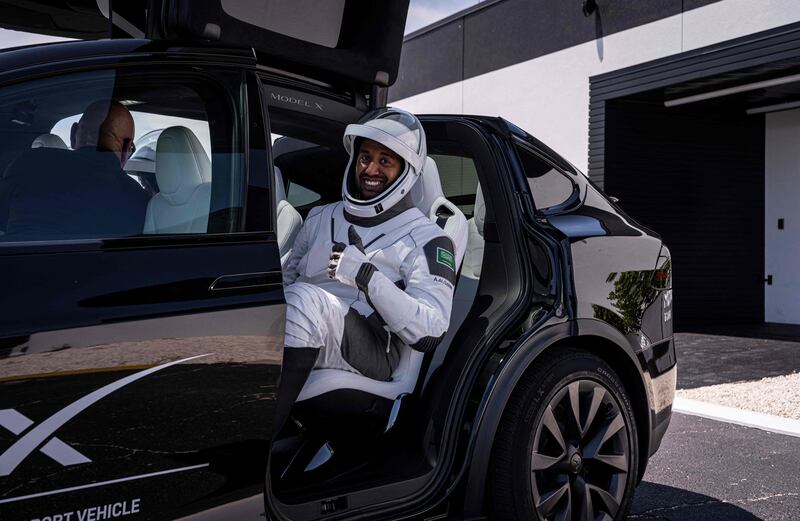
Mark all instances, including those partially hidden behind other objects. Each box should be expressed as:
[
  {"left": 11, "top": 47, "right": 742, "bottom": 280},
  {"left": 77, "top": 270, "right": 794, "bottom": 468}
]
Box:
[
  {"left": 284, "top": 281, "right": 397, "bottom": 377},
  {"left": 273, "top": 282, "right": 350, "bottom": 436}
]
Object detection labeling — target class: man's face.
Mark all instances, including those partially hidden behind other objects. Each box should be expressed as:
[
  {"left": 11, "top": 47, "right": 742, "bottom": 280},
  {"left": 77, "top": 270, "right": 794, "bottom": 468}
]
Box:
[
  {"left": 355, "top": 139, "right": 403, "bottom": 200},
  {"left": 70, "top": 101, "right": 135, "bottom": 167}
]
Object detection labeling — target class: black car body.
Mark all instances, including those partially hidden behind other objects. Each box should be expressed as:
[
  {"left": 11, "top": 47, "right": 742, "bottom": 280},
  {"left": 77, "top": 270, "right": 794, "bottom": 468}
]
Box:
[{"left": 0, "top": 2, "right": 675, "bottom": 520}]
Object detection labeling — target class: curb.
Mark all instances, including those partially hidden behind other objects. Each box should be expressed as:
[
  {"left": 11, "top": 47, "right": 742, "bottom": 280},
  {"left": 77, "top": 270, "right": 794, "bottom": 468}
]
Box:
[{"left": 673, "top": 397, "right": 800, "bottom": 438}]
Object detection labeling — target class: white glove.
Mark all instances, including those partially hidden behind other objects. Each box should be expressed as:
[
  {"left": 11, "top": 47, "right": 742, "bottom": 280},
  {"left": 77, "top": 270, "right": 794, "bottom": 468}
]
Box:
[
  {"left": 328, "top": 225, "right": 375, "bottom": 290},
  {"left": 329, "top": 243, "right": 371, "bottom": 287}
]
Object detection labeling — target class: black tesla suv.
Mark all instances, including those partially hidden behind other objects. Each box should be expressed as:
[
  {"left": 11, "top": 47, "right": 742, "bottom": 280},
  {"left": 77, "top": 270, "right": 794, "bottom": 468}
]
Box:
[{"left": 0, "top": 2, "right": 675, "bottom": 520}]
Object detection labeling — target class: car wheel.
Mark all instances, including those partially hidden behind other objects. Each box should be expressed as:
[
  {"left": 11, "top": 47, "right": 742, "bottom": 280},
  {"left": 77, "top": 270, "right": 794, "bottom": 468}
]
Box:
[{"left": 490, "top": 348, "right": 639, "bottom": 521}]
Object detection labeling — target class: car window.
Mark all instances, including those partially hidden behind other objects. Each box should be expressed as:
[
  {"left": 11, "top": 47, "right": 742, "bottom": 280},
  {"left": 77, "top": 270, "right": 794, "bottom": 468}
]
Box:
[
  {"left": 515, "top": 144, "right": 576, "bottom": 212},
  {"left": 0, "top": 67, "right": 243, "bottom": 244},
  {"left": 429, "top": 153, "right": 480, "bottom": 218},
  {"left": 286, "top": 181, "right": 321, "bottom": 207}
]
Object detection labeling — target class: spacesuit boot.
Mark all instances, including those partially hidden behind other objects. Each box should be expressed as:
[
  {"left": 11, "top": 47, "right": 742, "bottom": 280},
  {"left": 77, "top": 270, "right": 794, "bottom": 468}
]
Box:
[{"left": 272, "top": 346, "right": 319, "bottom": 438}]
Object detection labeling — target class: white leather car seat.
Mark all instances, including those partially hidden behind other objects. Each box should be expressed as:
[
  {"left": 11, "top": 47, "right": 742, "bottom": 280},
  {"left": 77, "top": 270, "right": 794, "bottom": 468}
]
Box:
[
  {"left": 297, "top": 157, "right": 468, "bottom": 403},
  {"left": 462, "top": 184, "right": 486, "bottom": 280},
  {"left": 424, "top": 184, "right": 486, "bottom": 388},
  {"left": 31, "top": 133, "right": 67, "bottom": 149},
  {"left": 410, "top": 157, "right": 469, "bottom": 267},
  {"left": 274, "top": 166, "right": 303, "bottom": 265},
  {"left": 143, "top": 126, "right": 211, "bottom": 234}
]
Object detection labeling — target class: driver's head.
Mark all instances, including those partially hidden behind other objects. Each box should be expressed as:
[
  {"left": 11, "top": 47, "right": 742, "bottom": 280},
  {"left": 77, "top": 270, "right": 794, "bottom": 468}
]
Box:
[
  {"left": 354, "top": 138, "right": 404, "bottom": 200},
  {"left": 341, "top": 108, "right": 426, "bottom": 218},
  {"left": 71, "top": 100, "right": 135, "bottom": 166}
]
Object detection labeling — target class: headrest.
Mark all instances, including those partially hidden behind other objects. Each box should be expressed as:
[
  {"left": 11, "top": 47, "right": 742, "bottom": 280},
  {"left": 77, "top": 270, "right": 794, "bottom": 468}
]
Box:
[
  {"left": 155, "top": 126, "right": 211, "bottom": 205},
  {"left": 474, "top": 184, "right": 485, "bottom": 236},
  {"left": 31, "top": 133, "right": 67, "bottom": 149},
  {"left": 411, "top": 156, "right": 445, "bottom": 216},
  {"left": 274, "top": 166, "right": 287, "bottom": 202}
]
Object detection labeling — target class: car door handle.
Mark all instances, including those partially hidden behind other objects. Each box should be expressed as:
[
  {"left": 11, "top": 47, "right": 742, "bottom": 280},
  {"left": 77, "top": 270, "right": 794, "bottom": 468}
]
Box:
[{"left": 209, "top": 271, "right": 283, "bottom": 293}]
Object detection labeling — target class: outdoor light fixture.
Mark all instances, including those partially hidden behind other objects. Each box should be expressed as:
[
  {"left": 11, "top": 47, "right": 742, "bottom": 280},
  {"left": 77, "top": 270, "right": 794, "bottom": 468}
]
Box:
[
  {"left": 583, "top": 0, "right": 598, "bottom": 16},
  {"left": 746, "top": 99, "right": 800, "bottom": 115},
  {"left": 664, "top": 72, "right": 800, "bottom": 107}
]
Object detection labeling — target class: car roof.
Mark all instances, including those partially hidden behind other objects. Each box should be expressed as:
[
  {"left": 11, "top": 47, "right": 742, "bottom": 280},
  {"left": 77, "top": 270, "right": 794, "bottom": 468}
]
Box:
[{"left": 0, "top": 39, "right": 256, "bottom": 80}]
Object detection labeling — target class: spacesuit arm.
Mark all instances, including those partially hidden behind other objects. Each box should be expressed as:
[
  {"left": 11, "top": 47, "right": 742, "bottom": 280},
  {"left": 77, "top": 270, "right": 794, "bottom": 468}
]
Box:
[{"left": 334, "top": 235, "right": 456, "bottom": 352}]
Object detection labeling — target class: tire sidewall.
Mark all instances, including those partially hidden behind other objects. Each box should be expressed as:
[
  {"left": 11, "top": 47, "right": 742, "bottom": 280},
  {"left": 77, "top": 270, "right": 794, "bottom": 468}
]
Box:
[{"left": 498, "top": 351, "right": 639, "bottom": 521}]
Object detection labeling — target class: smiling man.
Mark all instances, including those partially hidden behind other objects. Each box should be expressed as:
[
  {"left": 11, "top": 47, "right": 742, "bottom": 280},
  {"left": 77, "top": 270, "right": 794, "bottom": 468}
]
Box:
[
  {"left": 273, "top": 108, "right": 464, "bottom": 435},
  {"left": 354, "top": 138, "right": 403, "bottom": 199}
]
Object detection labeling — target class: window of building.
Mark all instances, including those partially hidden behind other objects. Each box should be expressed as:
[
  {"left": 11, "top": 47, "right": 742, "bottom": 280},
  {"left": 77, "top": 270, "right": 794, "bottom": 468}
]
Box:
[
  {"left": 515, "top": 144, "right": 576, "bottom": 212},
  {"left": 0, "top": 67, "right": 243, "bottom": 243}
]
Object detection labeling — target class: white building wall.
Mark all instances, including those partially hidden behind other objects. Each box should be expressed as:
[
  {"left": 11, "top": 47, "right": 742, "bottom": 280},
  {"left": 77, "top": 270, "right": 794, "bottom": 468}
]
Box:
[
  {"left": 765, "top": 109, "right": 800, "bottom": 324},
  {"left": 396, "top": 0, "right": 800, "bottom": 173}
]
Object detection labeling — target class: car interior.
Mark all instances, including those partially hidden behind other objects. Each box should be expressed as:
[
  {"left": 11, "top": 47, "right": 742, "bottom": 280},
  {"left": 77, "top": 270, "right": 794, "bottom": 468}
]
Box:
[
  {"left": 0, "top": 69, "right": 241, "bottom": 241},
  {"left": 266, "top": 106, "right": 513, "bottom": 514}
]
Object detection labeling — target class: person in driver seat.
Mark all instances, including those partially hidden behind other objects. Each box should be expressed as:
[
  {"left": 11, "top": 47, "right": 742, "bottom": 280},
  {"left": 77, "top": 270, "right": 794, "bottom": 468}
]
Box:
[
  {"left": 0, "top": 99, "right": 147, "bottom": 239},
  {"left": 276, "top": 108, "right": 460, "bottom": 431}
]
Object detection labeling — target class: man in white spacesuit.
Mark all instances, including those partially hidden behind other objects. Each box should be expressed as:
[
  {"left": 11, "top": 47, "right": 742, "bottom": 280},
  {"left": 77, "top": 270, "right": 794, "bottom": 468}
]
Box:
[{"left": 274, "top": 108, "right": 461, "bottom": 432}]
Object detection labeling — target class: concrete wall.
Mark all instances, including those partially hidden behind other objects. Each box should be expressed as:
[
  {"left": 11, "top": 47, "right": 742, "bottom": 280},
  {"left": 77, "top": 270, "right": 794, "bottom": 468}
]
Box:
[
  {"left": 765, "top": 109, "right": 800, "bottom": 324},
  {"left": 393, "top": 0, "right": 800, "bottom": 173}
]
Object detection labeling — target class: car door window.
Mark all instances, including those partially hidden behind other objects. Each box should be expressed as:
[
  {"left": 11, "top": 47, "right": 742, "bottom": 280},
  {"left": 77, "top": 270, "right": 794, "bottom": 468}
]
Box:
[
  {"left": 286, "top": 181, "right": 322, "bottom": 207},
  {"left": 515, "top": 144, "right": 577, "bottom": 212},
  {"left": 0, "top": 67, "right": 244, "bottom": 243},
  {"left": 429, "top": 153, "right": 480, "bottom": 218}
]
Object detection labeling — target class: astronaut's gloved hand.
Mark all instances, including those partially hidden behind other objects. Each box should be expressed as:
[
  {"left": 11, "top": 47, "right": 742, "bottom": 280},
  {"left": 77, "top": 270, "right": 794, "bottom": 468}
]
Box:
[{"left": 328, "top": 226, "right": 377, "bottom": 293}]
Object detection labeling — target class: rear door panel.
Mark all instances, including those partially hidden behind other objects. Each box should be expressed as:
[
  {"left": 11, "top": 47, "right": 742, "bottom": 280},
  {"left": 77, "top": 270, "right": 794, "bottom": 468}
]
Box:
[
  {"left": 1, "top": 241, "right": 283, "bottom": 520},
  {"left": 0, "top": 60, "right": 283, "bottom": 519}
]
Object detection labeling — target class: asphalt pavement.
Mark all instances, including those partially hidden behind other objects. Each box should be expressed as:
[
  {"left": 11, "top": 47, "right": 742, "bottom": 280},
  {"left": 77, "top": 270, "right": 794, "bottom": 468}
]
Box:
[
  {"left": 629, "top": 413, "right": 800, "bottom": 521},
  {"left": 675, "top": 330, "right": 800, "bottom": 389}
]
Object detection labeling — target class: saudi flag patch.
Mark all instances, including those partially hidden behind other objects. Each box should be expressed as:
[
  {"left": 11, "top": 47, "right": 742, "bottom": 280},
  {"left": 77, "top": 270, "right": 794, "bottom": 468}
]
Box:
[{"left": 436, "top": 247, "right": 455, "bottom": 272}]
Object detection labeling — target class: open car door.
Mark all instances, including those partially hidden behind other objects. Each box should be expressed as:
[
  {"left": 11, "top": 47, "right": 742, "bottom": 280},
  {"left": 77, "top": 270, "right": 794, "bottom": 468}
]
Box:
[
  {"left": 154, "top": 0, "right": 409, "bottom": 94},
  {"left": 0, "top": 0, "right": 410, "bottom": 96},
  {"left": 0, "top": 0, "right": 147, "bottom": 39}
]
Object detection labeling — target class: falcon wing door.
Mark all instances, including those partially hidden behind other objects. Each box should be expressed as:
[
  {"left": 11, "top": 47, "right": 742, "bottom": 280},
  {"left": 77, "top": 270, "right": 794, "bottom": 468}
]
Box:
[
  {"left": 0, "top": 0, "right": 146, "bottom": 39},
  {"left": 0, "top": 0, "right": 410, "bottom": 96},
  {"left": 156, "top": 0, "right": 410, "bottom": 94}
]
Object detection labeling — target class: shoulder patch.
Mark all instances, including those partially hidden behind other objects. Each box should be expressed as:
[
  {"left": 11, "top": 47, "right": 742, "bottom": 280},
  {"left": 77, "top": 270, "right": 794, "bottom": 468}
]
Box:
[{"left": 422, "top": 235, "right": 457, "bottom": 284}]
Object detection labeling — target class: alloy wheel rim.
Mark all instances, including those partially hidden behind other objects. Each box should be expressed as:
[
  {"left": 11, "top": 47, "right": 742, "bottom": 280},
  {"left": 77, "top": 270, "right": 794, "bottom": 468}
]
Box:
[{"left": 529, "top": 379, "right": 630, "bottom": 521}]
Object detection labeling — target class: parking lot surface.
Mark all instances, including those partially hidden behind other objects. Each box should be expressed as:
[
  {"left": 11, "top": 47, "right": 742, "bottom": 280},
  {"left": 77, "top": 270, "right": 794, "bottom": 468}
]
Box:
[
  {"left": 630, "top": 413, "right": 800, "bottom": 521},
  {"left": 675, "top": 330, "right": 800, "bottom": 390}
]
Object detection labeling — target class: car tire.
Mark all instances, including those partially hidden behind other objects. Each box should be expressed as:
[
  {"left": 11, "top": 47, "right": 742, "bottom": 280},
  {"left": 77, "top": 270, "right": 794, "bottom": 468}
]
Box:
[{"left": 490, "top": 348, "right": 639, "bottom": 521}]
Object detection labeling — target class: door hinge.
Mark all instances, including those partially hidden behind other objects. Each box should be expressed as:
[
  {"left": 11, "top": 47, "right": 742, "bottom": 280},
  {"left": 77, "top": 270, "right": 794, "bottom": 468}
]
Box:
[{"left": 764, "top": 275, "right": 773, "bottom": 285}]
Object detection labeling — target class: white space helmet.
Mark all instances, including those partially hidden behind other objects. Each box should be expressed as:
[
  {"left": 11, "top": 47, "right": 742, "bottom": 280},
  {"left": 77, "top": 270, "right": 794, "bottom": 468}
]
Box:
[{"left": 342, "top": 108, "right": 427, "bottom": 218}]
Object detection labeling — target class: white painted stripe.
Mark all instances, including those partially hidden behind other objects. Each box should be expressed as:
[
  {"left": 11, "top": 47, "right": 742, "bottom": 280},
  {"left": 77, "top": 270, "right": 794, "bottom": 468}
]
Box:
[
  {"left": 673, "top": 397, "right": 800, "bottom": 438},
  {"left": 39, "top": 438, "right": 91, "bottom": 466},
  {"left": 0, "top": 409, "right": 34, "bottom": 435},
  {"left": 0, "top": 463, "right": 209, "bottom": 505}
]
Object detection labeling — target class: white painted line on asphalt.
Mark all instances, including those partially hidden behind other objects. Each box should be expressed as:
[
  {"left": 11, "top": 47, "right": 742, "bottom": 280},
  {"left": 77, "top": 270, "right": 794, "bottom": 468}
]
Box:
[{"left": 673, "top": 397, "right": 800, "bottom": 438}]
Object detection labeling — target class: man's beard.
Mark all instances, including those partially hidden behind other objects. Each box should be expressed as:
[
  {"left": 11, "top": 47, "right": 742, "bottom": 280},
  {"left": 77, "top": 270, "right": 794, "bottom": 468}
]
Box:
[{"left": 358, "top": 172, "right": 389, "bottom": 199}]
